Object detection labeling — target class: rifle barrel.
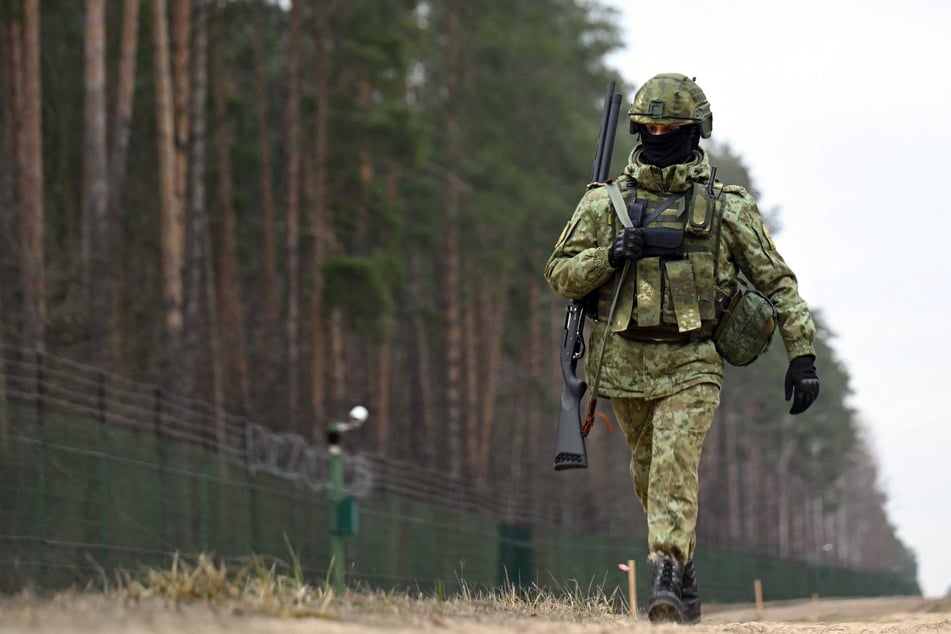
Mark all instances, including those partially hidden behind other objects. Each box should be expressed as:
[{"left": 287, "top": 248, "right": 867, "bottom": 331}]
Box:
[
  {"left": 590, "top": 81, "right": 616, "bottom": 183},
  {"left": 597, "top": 93, "right": 622, "bottom": 183}
]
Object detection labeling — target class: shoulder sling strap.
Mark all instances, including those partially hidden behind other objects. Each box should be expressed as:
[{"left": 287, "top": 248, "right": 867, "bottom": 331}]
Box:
[{"left": 604, "top": 181, "right": 684, "bottom": 229}]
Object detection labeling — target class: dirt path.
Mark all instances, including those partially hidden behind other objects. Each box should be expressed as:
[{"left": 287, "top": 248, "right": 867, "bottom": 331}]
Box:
[{"left": 1, "top": 594, "right": 950, "bottom": 633}]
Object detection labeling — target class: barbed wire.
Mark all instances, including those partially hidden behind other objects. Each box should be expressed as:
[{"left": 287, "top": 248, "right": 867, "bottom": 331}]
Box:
[
  {"left": 243, "top": 423, "right": 374, "bottom": 497},
  {"left": 0, "top": 343, "right": 578, "bottom": 529}
]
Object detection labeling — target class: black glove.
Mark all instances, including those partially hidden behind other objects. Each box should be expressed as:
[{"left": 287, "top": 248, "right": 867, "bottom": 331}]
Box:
[
  {"left": 784, "top": 355, "right": 819, "bottom": 415},
  {"left": 608, "top": 227, "right": 645, "bottom": 268}
]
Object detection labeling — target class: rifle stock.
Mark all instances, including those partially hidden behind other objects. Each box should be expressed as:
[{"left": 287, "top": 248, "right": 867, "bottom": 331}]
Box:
[
  {"left": 554, "top": 301, "right": 588, "bottom": 470},
  {"left": 552, "top": 81, "right": 621, "bottom": 471}
]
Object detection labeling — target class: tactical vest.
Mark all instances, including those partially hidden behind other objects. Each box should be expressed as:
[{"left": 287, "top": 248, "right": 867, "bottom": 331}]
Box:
[{"left": 597, "top": 177, "right": 724, "bottom": 342}]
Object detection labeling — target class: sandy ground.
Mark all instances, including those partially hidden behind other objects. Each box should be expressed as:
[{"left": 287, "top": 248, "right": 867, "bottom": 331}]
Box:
[{"left": 1, "top": 594, "right": 950, "bottom": 633}]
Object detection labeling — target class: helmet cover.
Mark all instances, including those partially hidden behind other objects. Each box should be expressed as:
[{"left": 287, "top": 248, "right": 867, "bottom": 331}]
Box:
[{"left": 629, "top": 73, "right": 712, "bottom": 138}]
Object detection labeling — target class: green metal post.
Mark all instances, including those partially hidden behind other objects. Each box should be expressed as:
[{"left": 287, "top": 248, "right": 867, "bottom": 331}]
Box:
[
  {"left": 328, "top": 422, "right": 344, "bottom": 594},
  {"left": 324, "top": 407, "right": 367, "bottom": 595}
]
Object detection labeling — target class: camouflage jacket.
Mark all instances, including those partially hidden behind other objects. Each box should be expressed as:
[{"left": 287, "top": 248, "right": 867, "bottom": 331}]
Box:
[{"left": 544, "top": 148, "right": 816, "bottom": 399}]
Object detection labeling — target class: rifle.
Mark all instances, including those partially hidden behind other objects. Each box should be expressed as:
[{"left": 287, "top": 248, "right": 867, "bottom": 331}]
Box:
[{"left": 553, "top": 81, "right": 621, "bottom": 471}]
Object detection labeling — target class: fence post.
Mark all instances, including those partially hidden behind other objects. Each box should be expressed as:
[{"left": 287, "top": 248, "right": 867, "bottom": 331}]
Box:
[
  {"left": 200, "top": 447, "right": 210, "bottom": 553},
  {"left": 34, "top": 348, "right": 46, "bottom": 590},
  {"left": 153, "top": 387, "right": 165, "bottom": 558},
  {"left": 328, "top": 432, "right": 345, "bottom": 594},
  {"left": 242, "top": 422, "right": 257, "bottom": 554},
  {"left": 754, "top": 578, "right": 765, "bottom": 619},
  {"left": 326, "top": 406, "right": 368, "bottom": 595},
  {"left": 97, "top": 370, "right": 110, "bottom": 570}
]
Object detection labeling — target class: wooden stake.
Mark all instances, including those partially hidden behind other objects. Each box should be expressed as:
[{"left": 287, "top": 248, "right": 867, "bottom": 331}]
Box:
[
  {"left": 811, "top": 592, "right": 820, "bottom": 621},
  {"left": 753, "top": 579, "right": 764, "bottom": 620},
  {"left": 627, "top": 559, "right": 637, "bottom": 618}
]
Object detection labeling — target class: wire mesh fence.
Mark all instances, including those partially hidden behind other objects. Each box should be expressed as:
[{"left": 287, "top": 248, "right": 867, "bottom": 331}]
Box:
[{"left": 0, "top": 344, "right": 915, "bottom": 602}]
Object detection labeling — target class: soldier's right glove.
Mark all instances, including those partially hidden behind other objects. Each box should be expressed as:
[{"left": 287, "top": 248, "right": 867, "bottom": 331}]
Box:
[
  {"left": 608, "top": 227, "right": 645, "bottom": 268},
  {"left": 784, "top": 355, "right": 820, "bottom": 415}
]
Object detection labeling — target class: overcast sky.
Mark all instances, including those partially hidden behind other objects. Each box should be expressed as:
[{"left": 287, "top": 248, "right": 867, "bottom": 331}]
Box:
[{"left": 601, "top": 0, "right": 951, "bottom": 597}]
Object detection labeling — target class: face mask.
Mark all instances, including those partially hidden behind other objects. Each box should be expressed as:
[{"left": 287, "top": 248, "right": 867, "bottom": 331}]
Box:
[{"left": 639, "top": 125, "right": 699, "bottom": 168}]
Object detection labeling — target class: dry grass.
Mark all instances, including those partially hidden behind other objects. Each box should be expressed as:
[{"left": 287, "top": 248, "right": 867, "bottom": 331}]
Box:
[
  {"left": 5, "top": 558, "right": 949, "bottom": 634},
  {"left": 116, "top": 551, "right": 336, "bottom": 619},
  {"left": 108, "top": 551, "right": 631, "bottom": 625}
]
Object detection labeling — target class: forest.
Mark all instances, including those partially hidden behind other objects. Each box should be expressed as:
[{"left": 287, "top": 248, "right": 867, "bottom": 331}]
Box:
[{"left": 0, "top": 0, "right": 918, "bottom": 590}]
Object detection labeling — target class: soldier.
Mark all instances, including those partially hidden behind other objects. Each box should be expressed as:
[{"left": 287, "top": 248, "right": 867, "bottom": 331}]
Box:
[{"left": 544, "top": 73, "right": 819, "bottom": 624}]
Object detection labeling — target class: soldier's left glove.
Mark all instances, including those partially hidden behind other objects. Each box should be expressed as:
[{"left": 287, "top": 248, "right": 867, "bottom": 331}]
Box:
[
  {"left": 784, "top": 355, "right": 819, "bottom": 415},
  {"left": 608, "top": 227, "right": 645, "bottom": 268}
]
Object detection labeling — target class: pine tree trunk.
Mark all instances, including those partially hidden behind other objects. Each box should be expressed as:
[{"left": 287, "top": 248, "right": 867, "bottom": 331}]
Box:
[
  {"left": 835, "top": 502, "right": 848, "bottom": 566},
  {"left": 0, "top": 13, "right": 8, "bottom": 440},
  {"left": 82, "top": 0, "right": 109, "bottom": 361},
  {"left": 153, "top": 0, "right": 183, "bottom": 363},
  {"left": 284, "top": 0, "right": 302, "bottom": 432},
  {"left": 810, "top": 493, "right": 822, "bottom": 557},
  {"left": 309, "top": 0, "right": 331, "bottom": 436},
  {"left": 170, "top": 0, "right": 190, "bottom": 213},
  {"left": 196, "top": 0, "right": 224, "bottom": 442},
  {"left": 723, "top": 394, "right": 742, "bottom": 546},
  {"left": 0, "top": 291, "right": 6, "bottom": 448},
  {"left": 408, "top": 252, "right": 434, "bottom": 466},
  {"left": 211, "top": 7, "right": 250, "bottom": 414},
  {"left": 252, "top": 0, "right": 279, "bottom": 403},
  {"left": 203, "top": 199, "right": 227, "bottom": 447},
  {"left": 182, "top": 0, "right": 203, "bottom": 395},
  {"left": 792, "top": 476, "right": 807, "bottom": 559},
  {"left": 0, "top": 16, "right": 17, "bottom": 415},
  {"left": 357, "top": 75, "right": 373, "bottom": 251},
  {"left": 107, "top": 0, "right": 140, "bottom": 369},
  {"left": 170, "top": 0, "right": 191, "bottom": 388},
  {"left": 742, "top": 429, "right": 758, "bottom": 550},
  {"left": 20, "top": 0, "right": 45, "bottom": 350},
  {"left": 107, "top": 0, "right": 139, "bottom": 218},
  {"left": 776, "top": 426, "right": 795, "bottom": 558},
  {"left": 354, "top": 73, "right": 376, "bottom": 434},
  {"left": 463, "top": 271, "right": 479, "bottom": 477},
  {"left": 373, "top": 166, "right": 399, "bottom": 449},
  {"left": 519, "top": 271, "right": 542, "bottom": 501},
  {"left": 1, "top": 11, "right": 19, "bottom": 228},
  {"left": 442, "top": 0, "right": 463, "bottom": 478},
  {"left": 477, "top": 281, "right": 508, "bottom": 483},
  {"left": 183, "top": 0, "right": 223, "bottom": 426}
]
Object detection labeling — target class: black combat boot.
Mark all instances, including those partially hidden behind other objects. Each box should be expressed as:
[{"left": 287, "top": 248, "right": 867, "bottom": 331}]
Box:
[
  {"left": 681, "top": 559, "right": 701, "bottom": 624},
  {"left": 646, "top": 553, "right": 685, "bottom": 623}
]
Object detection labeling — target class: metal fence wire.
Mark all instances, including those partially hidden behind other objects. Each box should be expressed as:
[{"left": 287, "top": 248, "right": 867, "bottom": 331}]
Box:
[{"left": 0, "top": 344, "right": 915, "bottom": 602}]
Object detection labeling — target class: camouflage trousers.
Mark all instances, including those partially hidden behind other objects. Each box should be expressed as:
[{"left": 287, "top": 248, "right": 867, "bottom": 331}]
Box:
[{"left": 610, "top": 382, "right": 720, "bottom": 563}]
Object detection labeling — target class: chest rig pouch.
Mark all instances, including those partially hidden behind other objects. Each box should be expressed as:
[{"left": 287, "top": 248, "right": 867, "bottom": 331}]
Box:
[{"left": 600, "top": 178, "right": 721, "bottom": 342}]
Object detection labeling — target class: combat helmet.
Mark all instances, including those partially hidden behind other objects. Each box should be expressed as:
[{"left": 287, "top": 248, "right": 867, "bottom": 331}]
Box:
[{"left": 629, "top": 73, "right": 712, "bottom": 138}]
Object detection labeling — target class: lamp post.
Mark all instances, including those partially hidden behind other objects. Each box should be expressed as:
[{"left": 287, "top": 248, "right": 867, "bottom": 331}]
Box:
[{"left": 326, "top": 405, "right": 368, "bottom": 595}]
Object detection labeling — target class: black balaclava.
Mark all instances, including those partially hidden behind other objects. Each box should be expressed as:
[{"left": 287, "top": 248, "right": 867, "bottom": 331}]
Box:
[{"left": 638, "top": 124, "right": 701, "bottom": 168}]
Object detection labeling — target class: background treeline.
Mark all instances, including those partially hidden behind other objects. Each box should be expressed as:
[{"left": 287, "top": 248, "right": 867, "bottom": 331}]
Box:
[{"left": 0, "top": 0, "right": 918, "bottom": 590}]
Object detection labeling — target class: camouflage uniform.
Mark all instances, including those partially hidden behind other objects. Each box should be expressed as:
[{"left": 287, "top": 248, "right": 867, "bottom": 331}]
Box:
[{"left": 544, "top": 147, "right": 816, "bottom": 562}]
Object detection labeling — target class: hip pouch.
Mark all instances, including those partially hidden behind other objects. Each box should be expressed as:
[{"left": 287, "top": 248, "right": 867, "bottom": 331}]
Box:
[{"left": 713, "top": 281, "right": 777, "bottom": 366}]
